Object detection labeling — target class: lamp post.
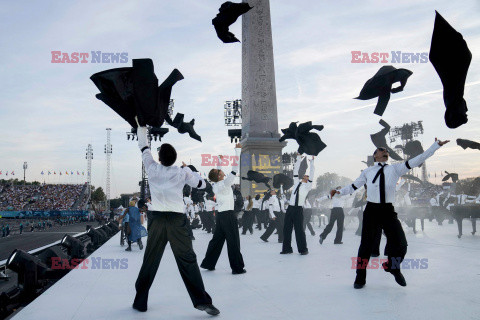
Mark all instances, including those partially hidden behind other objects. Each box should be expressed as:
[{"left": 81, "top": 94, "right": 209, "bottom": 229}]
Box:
[{"left": 23, "top": 162, "right": 28, "bottom": 185}]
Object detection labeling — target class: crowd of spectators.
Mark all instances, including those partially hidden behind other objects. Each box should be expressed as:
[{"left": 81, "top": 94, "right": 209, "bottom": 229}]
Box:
[{"left": 0, "top": 184, "right": 85, "bottom": 211}]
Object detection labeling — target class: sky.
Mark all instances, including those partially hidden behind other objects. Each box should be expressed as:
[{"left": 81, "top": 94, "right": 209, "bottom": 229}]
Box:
[{"left": 1, "top": 0, "right": 479, "bottom": 198}]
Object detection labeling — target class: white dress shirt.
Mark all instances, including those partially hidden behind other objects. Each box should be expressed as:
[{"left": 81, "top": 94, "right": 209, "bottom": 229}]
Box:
[
  {"left": 205, "top": 199, "right": 217, "bottom": 212},
  {"left": 212, "top": 148, "right": 241, "bottom": 212},
  {"left": 138, "top": 129, "right": 205, "bottom": 213},
  {"left": 318, "top": 194, "right": 346, "bottom": 208},
  {"left": 268, "top": 196, "right": 286, "bottom": 218},
  {"left": 252, "top": 199, "right": 261, "bottom": 209},
  {"left": 288, "top": 156, "right": 315, "bottom": 207},
  {"left": 339, "top": 141, "right": 441, "bottom": 204}
]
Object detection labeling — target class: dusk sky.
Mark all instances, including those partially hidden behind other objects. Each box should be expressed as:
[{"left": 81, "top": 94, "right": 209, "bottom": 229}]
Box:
[{"left": 1, "top": 0, "right": 479, "bottom": 198}]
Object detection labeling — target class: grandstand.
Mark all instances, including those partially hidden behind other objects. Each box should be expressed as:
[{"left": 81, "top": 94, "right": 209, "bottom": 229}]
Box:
[{"left": 0, "top": 183, "right": 89, "bottom": 211}]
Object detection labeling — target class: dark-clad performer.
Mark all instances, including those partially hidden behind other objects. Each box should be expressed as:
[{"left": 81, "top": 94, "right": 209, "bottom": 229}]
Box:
[
  {"left": 319, "top": 187, "right": 347, "bottom": 244},
  {"left": 201, "top": 144, "right": 246, "bottom": 274},
  {"left": 260, "top": 189, "right": 286, "bottom": 243},
  {"left": 332, "top": 138, "right": 449, "bottom": 289},
  {"left": 281, "top": 154, "right": 315, "bottom": 255},
  {"left": 133, "top": 125, "right": 219, "bottom": 316}
]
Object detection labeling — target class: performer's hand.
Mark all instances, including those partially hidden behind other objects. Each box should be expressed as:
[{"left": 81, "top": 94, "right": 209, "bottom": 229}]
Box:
[
  {"left": 330, "top": 189, "right": 338, "bottom": 198},
  {"left": 272, "top": 217, "right": 276, "bottom": 220},
  {"left": 310, "top": 156, "right": 315, "bottom": 161},
  {"left": 181, "top": 161, "right": 187, "bottom": 168},
  {"left": 235, "top": 143, "right": 242, "bottom": 148},
  {"left": 435, "top": 138, "right": 450, "bottom": 146}
]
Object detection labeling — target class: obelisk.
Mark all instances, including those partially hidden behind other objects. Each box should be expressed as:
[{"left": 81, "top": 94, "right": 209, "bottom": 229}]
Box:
[{"left": 240, "top": 0, "right": 285, "bottom": 197}]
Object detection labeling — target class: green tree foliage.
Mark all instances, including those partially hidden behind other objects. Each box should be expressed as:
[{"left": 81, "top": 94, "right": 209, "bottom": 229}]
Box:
[
  {"left": 91, "top": 187, "right": 106, "bottom": 202},
  {"left": 314, "top": 172, "right": 353, "bottom": 195}
]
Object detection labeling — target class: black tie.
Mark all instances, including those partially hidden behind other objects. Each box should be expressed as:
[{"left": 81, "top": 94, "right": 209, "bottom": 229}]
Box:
[
  {"left": 372, "top": 163, "right": 387, "bottom": 204},
  {"left": 294, "top": 183, "right": 301, "bottom": 206}
]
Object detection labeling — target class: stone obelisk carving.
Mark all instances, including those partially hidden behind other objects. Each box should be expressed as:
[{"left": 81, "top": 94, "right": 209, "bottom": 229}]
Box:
[{"left": 240, "top": 0, "right": 285, "bottom": 197}]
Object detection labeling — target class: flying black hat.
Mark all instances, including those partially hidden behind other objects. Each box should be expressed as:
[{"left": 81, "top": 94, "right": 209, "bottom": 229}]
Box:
[
  {"left": 91, "top": 59, "right": 183, "bottom": 128},
  {"left": 273, "top": 173, "right": 294, "bottom": 190},
  {"left": 298, "top": 157, "right": 309, "bottom": 178},
  {"left": 429, "top": 11, "right": 471, "bottom": 129},
  {"left": 442, "top": 171, "right": 459, "bottom": 182},
  {"left": 355, "top": 66, "right": 413, "bottom": 116},
  {"left": 166, "top": 113, "right": 202, "bottom": 142},
  {"left": 242, "top": 170, "right": 271, "bottom": 189},
  {"left": 402, "top": 174, "right": 423, "bottom": 184},
  {"left": 212, "top": 1, "right": 253, "bottom": 43},
  {"left": 456, "top": 138, "right": 480, "bottom": 151},
  {"left": 404, "top": 140, "right": 424, "bottom": 158},
  {"left": 279, "top": 121, "right": 326, "bottom": 156},
  {"left": 370, "top": 120, "right": 403, "bottom": 161}
]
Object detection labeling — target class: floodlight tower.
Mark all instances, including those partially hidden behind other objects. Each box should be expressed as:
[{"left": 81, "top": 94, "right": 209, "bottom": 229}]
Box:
[{"left": 104, "top": 129, "right": 112, "bottom": 211}]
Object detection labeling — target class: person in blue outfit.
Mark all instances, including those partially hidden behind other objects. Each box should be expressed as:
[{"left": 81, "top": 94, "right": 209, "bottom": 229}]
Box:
[{"left": 126, "top": 200, "right": 148, "bottom": 252}]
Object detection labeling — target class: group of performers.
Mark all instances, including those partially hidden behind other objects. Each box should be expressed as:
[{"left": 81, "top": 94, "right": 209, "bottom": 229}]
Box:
[{"left": 127, "top": 124, "right": 455, "bottom": 316}]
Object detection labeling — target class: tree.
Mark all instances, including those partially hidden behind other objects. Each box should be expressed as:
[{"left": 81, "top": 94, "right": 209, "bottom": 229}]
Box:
[
  {"left": 91, "top": 187, "right": 106, "bottom": 202},
  {"left": 314, "top": 172, "right": 353, "bottom": 195}
]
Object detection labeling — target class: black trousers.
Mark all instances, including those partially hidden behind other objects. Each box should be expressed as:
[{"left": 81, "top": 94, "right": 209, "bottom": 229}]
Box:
[
  {"left": 320, "top": 207, "right": 344, "bottom": 243},
  {"left": 355, "top": 202, "right": 408, "bottom": 283},
  {"left": 201, "top": 211, "right": 245, "bottom": 272},
  {"left": 242, "top": 210, "right": 254, "bottom": 234},
  {"left": 303, "top": 208, "right": 315, "bottom": 235},
  {"left": 282, "top": 206, "right": 307, "bottom": 253},
  {"left": 134, "top": 211, "right": 211, "bottom": 308},
  {"left": 203, "top": 211, "right": 215, "bottom": 233},
  {"left": 261, "top": 212, "right": 283, "bottom": 242}
]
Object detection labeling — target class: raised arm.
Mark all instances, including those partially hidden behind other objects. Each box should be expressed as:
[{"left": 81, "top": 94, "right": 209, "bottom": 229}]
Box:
[
  {"left": 306, "top": 156, "right": 315, "bottom": 190},
  {"left": 393, "top": 139, "right": 449, "bottom": 176},
  {"left": 293, "top": 154, "right": 302, "bottom": 184},
  {"left": 223, "top": 145, "right": 241, "bottom": 187},
  {"left": 336, "top": 170, "right": 367, "bottom": 197},
  {"left": 182, "top": 165, "right": 206, "bottom": 189},
  {"left": 137, "top": 126, "right": 157, "bottom": 173}
]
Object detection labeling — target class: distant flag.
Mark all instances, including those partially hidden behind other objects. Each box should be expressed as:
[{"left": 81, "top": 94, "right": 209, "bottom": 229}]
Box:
[
  {"left": 11, "top": 171, "right": 14, "bottom": 175},
  {"left": 0, "top": 170, "right": 2, "bottom": 175},
  {"left": 60, "top": 172, "right": 62, "bottom": 176},
  {"left": 82, "top": 172, "right": 84, "bottom": 175},
  {"left": 54, "top": 171, "right": 56, "bottom": 175},
  {"left": 6, "top": 172, "right": 8, "bottom": 176},
  {"left": 48, "top": 171, "right": 51, "bottom": 175},
  {"left": 77, "top": 171, "right": 79, "bottom": 175},
  {"left": 41, "top": 171, "right": 44, "bottom": 175},
  {"left": 66, "top": 171, "right": 68, "bottom": 175},
  {"left": 71, "top": 171, "right": 74, "bottom": 175},
  {"left": 435, "top": 172, "right": 437, "bottom": 178}
]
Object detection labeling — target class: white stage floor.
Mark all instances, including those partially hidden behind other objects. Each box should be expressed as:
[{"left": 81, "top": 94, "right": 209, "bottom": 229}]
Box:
[{"left": 12, "top": 219, "right": 480, "bottom": 320}]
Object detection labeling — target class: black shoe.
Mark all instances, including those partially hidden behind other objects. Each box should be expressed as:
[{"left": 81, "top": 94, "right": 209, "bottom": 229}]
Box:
[
  {"left": 200, "top": 264, "right": 215, "bottom": 271},
  {"left": 138, "top": 240, "right": 144, "bottom": 250},
  {"left": 334, "top": 241, "right": 343, "bottom": 244},
  {"left": 232, "top": 269, "right": 247, "bottom": 275},
  {"left": 354, "top": 275, "right": 365, "bottom": 289},
  {"left": 125, "top": 246, "right": 132, "bottom": 251},
  {"left": 299, "top": 250, "right": 309, "bottom": 255},
  {"left": 196, "top": 304, "right": 220, "bottom": 316},
  {"left": 371, "top": 253, "right": 380, "bottom": 257},
  {"left": 311, "top": 232, "right": 316, "bottom": 236},
  {"left": 382, "top": 262, "right": 407, "bottom": 287},
  {"left": 353, "top": 283, "right": 365, "bottom": 289},
  {"left": 278, "top": 240, "right": 283, "bottom": 243},
  {"left": 280, "top": 250, "right": 293, "bottom": 254},
  {"left": 132, "top": 303, "right": 147, "bottom": 312},
  {"left": 319, "top": 236, "right": 324, "bottom": 245},
  {"left": 260, "top": 237, "right": 268, "bottom": 242},
  {"left": 392, "top": 271, "right": 407, "bottom": 286},
  {"left": 242, "top": 232, "right": 246, "bottom": 235},
  {"left": 191, "top": 236, "right": 195, "bottom": 240}
]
